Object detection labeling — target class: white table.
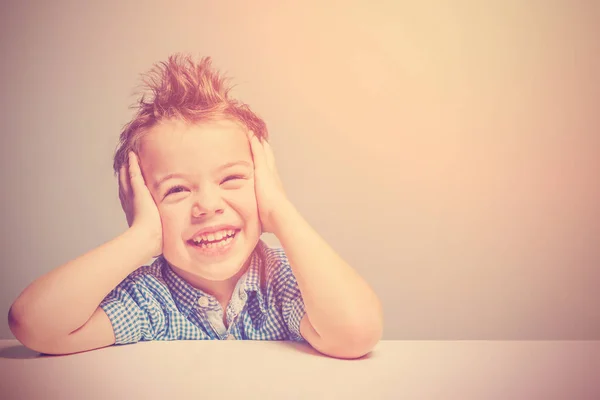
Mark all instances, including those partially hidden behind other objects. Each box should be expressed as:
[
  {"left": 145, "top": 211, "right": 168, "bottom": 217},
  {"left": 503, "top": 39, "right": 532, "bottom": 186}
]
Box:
[{"left": 0, "top": 339, "right": 598, "bottom": 399}]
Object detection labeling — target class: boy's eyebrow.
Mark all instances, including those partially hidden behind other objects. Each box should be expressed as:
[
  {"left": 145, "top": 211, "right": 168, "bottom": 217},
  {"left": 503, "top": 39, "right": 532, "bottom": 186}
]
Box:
[
  {"left": 216, "top": 160, "right": 252, "bottom": 172},
  {"left": 154, "top": 173, "right": 187, "bottom": 190},
  {"left": 154, "top": 161, "right": 252, "bottom": 190}
]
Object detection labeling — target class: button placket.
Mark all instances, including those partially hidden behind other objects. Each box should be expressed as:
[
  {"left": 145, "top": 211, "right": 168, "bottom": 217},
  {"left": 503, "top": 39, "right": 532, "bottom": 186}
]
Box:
[
  {"left": 224, "top": 277, "right": 248, "bottom": 326},
  {"left": 197, "top": 295, "right": 227, "bottom": 337},
  {"left": 197, "top": 296, "right": 209, "bottom": 308},
  {"left": 224, "top": 294, "right": 250, "bottom": 340}
]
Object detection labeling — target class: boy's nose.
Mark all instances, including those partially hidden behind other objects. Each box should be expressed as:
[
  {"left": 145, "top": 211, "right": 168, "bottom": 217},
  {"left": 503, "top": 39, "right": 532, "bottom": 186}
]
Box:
[
  {"left": 191, "top": 193, "right": 224, "bottom": 218},
  {"left": 192, "top": 205, "right": 224, "bottom": 218},
  {"left": 192, "top": 204, "right": 224, "bottom": 218}
]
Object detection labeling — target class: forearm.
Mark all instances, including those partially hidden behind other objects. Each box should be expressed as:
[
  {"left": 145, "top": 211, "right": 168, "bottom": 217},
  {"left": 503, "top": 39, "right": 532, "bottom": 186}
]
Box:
[
  {"left": 9, "top": 226, "right": 156, "bottom": 342},
  {"left": 272, "top": 201, "right": 383, "bottom": 345}
]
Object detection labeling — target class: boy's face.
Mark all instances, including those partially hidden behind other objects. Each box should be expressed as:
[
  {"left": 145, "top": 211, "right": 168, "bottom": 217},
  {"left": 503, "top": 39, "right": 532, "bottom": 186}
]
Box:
[{"left": 138, "top": 119, "right": 262, "bottom": 282}]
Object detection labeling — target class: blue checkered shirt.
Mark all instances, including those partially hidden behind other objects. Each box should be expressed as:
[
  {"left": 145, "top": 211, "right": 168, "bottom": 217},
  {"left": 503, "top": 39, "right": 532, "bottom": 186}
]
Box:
[{"left": 99, "top": 240, "right": 307, "bottom": 343}]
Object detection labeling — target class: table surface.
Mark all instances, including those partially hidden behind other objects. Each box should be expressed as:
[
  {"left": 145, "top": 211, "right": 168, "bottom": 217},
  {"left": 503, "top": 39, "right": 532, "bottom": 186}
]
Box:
[{"left": 0, "top": 339, "right": 598, "bottom": 399}]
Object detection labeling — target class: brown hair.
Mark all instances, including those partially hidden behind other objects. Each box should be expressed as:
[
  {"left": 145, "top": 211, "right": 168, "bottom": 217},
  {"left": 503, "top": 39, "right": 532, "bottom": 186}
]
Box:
[{"left": 112, "top": 53, "right": 268, "bottom": 175}]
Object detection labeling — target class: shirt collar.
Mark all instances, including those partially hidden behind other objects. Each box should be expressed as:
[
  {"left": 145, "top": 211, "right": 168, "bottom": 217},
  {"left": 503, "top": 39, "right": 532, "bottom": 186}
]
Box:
[{"left": 159, "top": 239, "right": 269, "bottom": 317}]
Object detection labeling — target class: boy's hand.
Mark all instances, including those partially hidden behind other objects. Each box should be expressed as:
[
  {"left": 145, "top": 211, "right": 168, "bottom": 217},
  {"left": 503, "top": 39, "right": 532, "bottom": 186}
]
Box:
[
  {"left": 118, "top": 151, "right": 163, "bottom": 257},
  {"left": 247, "top": 132, "right": 291, "bottom": 234}
]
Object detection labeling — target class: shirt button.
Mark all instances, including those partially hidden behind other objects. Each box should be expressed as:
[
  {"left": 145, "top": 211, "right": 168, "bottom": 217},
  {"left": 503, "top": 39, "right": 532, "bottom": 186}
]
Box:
[{"left": 198, "top": 297, "right": 209, "bottom": 307}]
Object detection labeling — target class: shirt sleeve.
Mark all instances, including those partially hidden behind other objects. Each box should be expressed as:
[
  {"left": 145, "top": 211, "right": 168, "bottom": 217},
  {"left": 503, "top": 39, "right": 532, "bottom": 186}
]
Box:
[
  {"left": 99, "top": 276, "right": 166, "bottom": 344},
  {"left": 277, "top": 259, "right": 308, "bottom": 342}
]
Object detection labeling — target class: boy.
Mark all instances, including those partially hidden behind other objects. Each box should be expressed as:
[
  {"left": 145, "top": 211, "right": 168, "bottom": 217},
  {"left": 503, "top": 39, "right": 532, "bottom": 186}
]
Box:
[{"left": 8, "top": 54, "right": 383, "bottom": 359}]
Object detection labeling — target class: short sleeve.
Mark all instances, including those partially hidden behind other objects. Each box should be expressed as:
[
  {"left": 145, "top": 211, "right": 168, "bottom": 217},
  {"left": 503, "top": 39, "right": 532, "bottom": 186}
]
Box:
[
  {"left": 99, "top": 277, "right": 165, "bottom": 344},
  {"left": 278, "top": 261, "right": 308, "bottom": 342}
]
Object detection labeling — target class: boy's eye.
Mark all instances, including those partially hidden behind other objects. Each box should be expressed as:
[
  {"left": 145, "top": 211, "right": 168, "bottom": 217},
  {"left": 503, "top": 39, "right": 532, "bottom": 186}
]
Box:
[
  {"left": 221, "top": 175, "right": 245, "bottom": 184},
  {"left": 165, "top": 185, "right": 187, "bottom": 196}
]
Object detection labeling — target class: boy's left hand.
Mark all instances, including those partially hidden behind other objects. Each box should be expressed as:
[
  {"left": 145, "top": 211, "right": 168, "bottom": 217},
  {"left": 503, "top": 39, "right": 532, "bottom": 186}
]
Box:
[{"left": 247, "top": 131, "right": 291, "bottom": 234}]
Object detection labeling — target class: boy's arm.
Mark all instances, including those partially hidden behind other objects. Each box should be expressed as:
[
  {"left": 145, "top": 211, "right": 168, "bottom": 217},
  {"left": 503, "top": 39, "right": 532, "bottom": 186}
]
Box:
[
  {"left": 8, "top": 226, "right": 157, "bottom": 355},
  {"left": 9, "top": 151, "right": 162, "bottom": 355},
  {"left": 248, "top": 134, "right": 383, "bottom": 359},
  {"left": 273, "top": 201, "right": 384, "bottom": 359}
]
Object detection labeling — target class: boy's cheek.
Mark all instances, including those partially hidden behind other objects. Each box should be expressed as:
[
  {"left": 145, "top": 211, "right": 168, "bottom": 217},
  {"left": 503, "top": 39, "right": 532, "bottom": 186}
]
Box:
[
  {"left": 227, "top": 187, "right": 257, "bottom": 205},
  {"left": 228, "top": 191, "right": 260, "bottom": 220},
  {"left": 157, "top": 209, "right": 186, "bottom": 236}
]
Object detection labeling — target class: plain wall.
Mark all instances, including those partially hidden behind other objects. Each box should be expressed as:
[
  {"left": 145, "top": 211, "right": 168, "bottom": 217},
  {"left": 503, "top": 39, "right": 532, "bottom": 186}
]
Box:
[{"left": 1, "top": 0, "right": 598, "bottom": 340}]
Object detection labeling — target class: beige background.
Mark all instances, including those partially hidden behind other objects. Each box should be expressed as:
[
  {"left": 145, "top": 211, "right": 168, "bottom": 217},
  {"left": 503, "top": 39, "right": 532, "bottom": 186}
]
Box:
[{"left": 1, "top": 0, "right": 598, "bottom": 340}]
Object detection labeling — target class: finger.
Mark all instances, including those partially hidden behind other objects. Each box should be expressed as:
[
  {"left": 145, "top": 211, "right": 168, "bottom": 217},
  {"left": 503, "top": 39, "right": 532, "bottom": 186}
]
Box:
[
  {"left": 262, "top": 140, "right": 285, "bottom": 191},
  {"left": 118, "top": 165, "right": 130, "bottom": 208},
  {"left": 119, "top": 164, "right": 130, "bottom": 197},
  {"left": 262, "top": 140, "right": 276, "bottom": 172},
  {"left": 246, "top": 130, "right": 256, "bottom": 149},
  {"left": 247, "top": 133, "right": 267, "bottom": 171},
  {"left": 128, "top": 151, "right": 147, "bottom": 191},
  {"left": 118, "top": 164, "right": 133, "bottom": 227}
]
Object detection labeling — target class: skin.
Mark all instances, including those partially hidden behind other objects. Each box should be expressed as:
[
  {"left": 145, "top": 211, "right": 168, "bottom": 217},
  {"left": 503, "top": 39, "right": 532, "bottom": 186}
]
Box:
[
  {"left": 133, "top": 119, "right": 262, "bottom": 306},
  {"left": 127, "top": 118, "right": 384, "bottom": 358},
  {"left": 9, "top": 117, "right": 383, "bottom": 359}
]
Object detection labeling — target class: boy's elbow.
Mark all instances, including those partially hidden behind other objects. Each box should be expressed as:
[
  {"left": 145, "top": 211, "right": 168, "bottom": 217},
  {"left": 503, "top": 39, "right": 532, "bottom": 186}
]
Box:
[
  {"left": 8, "top": 304, "right": 20, "bottom": 337},
  {"left": 318, "top": 322, "right": 383, "bottom": 359},
  {"left": 319, "top": 332, "right": 381, "bottom": 359},
  {"left": 9, "top": 305, "right": 39, "bottom": 351},
  {"left": 8, "top": 305, "right": 58, "bottom": 355},
  {"left": 334, "top": 306, "right": 384, "bottom": 358},
  {"left": 8, "top": 303, "right": 30, "bottom": 341},
  {"left": 8, "top": 304, "right": 37, "bottom": 351},
  {"left": 342, "top": 313, "right": 384, "bottom": 358},
  {"left": 345, "top": 325, "right": 383, "bottom": 358}
]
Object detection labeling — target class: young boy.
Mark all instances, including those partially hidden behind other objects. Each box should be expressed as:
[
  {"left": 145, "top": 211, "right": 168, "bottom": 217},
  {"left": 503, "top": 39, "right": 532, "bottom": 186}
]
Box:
[{"left": 8, "top": 54, "right": 383, "bottom": 359}]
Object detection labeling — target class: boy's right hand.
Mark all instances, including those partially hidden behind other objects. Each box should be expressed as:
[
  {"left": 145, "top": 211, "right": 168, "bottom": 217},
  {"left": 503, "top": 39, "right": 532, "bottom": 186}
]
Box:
[{"left": 119, "top": 151, "right": 163, "bottom": 257}]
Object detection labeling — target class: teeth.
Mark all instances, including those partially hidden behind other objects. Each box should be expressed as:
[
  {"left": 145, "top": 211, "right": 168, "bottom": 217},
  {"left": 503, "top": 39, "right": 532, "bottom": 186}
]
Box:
[
  {"left": 192, "top": 229, "right": 235, "bottom": 244},
  {"left": 192, "top": 234, "right": 235, "bottom": 248}
]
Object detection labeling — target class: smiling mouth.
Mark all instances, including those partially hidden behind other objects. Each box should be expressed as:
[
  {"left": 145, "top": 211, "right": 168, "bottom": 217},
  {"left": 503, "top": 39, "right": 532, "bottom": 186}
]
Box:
[{"left": 188, "top": 229, "right": 240, "bottom": 248}]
